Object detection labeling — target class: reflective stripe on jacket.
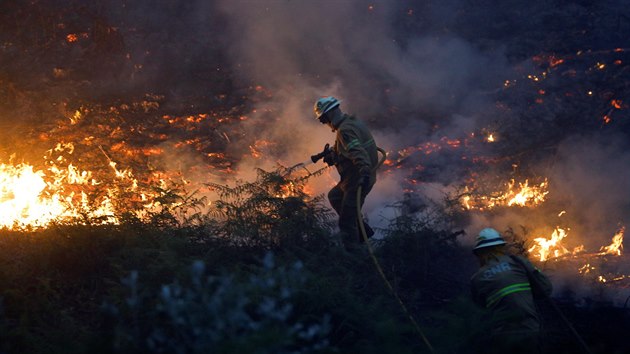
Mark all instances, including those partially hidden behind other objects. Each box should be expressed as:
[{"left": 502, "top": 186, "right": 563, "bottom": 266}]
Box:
[
  {"left": 486, "top": 282, "right": 532, "bottom": 308},
  {"left": 470, "top": 255, "right": 546, "bottom": 332},
  {"left": 333, "top": 114, "right": 378, "bottom": 182}
]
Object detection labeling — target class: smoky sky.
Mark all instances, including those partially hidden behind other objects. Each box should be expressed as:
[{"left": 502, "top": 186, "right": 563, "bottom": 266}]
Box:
[
  {"left": 209, "top": 0, "right": 516, "bottom": 176},
  {"left": 214, "top": 1, "right": 510, "bottom": 125},
  {"left": 207, "top": 0, "right": 514, "bottom": 226},
  {"left": 2, "top": 0, "right": 629, "bottom": 252},
  {"left": 204, "top": 0, "right": 630, "bottom": 253}
]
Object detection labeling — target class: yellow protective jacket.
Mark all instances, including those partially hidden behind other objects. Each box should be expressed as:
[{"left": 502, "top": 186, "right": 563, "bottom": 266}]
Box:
[
  {"left": 332, "top": 114, "right": 378, "bottom": 185},
  {"left": 470, "top": 254, "right": 552, "bottom": 333}
]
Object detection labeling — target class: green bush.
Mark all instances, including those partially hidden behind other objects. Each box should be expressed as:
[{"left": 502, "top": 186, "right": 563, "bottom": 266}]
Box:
[
  {"left": 207, "top": 167, "right": 335, "bottom": 249},
  {"left": 107, "top": 253, "right": 332, "bottom": 354},
  {"left": 0, "top": 167, "right": 625, "bottom": 354}
]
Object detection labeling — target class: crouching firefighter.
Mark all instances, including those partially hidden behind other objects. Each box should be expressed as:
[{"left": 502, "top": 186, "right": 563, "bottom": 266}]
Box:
[
  {"left": 470, "top": 228, "right": 553, "bottom": 354},
  {"left": 312, "top": 96, "right": 379, "bottom": 249}
]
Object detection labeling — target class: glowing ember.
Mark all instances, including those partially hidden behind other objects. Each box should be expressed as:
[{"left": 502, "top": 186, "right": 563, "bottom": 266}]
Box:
[
  {"left": 527, "top": 74, "right": 541, "bottom": 82},
  {"left": 549, "top": 56, "right": 564, "bottom": 68},
  {"left": 65, "top": 32, "right": 88, "bottom": 43},
  {"left": 578, "top": 263, "right": 595, "bottom": 274},
  {"left": 249, "top": 140, "right": 275, "bottom": 159},
  {"left": 486, "top": 134, "right": 495, "bottom": 142},
  {"left": 276, "top": 181, "right": 298, "bottom": 199},
  {"left": 66, "top": 34, "right": 78, "bottom": 43}
]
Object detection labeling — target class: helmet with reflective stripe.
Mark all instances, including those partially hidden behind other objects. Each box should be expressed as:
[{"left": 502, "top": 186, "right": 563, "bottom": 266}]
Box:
[
  {"left": 314, "top": 96, "right": 341, "bottom": 120},
  {"left": 473, "top": 228, "right": 506, "bottom": 251}
]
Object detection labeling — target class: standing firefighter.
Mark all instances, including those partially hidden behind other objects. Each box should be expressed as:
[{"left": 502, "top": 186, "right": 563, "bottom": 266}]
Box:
[
  {"left": 313, "top": 96, "right": 378, "bottom": 249},
  {"left": 470, "top": 228, "right": 552, "bottom": 354}
]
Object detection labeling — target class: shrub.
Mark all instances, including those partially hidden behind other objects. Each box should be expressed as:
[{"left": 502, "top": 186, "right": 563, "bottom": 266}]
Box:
[
  {"left": 207, "top": 167, "right": 335, "bottom": 249},
  {"left": 108, "top": 253, "right": 332, "bottom": 354}
]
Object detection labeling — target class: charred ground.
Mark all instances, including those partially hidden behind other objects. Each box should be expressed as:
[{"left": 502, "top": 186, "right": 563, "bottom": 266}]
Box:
[{"left": 1, "top": 1, "right": 630, "bottom": 353}]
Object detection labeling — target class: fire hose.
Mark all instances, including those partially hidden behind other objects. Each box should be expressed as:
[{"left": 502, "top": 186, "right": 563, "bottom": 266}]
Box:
[
  {"left": 511, "top": 256, "right": 593, "bottom": 354},
  {"left": 305, "top": 145, "right": 434, "bottom": 351},
  {"left": 357, "top": 147, "right": 436, "bottom": 353},
  {"left": 543, "top": 297, "right": 593, "bottom": 354}
]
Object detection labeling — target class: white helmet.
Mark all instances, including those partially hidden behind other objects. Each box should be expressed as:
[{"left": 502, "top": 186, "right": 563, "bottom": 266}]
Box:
[
  {"left": 473, "top": 228, "right": 506, "bottom": 251},
  {"left": 314, "top": 96, "right": 341, "bottom": 120}
]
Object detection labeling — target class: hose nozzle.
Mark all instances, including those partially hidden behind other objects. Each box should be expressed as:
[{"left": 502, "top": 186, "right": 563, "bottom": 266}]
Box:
[{"left": 310, "top": 143, "right": 331, "bottom": 163}]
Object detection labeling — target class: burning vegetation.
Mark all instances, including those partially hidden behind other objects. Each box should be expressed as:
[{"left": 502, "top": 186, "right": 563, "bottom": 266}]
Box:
[{"left": 1, "top": 0, "right": 630, "bottom": 353}]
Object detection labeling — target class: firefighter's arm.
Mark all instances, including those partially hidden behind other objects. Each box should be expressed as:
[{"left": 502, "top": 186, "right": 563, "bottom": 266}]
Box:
[
  {"left": 339, "top": 128, "right": 371, "bottom": 174},
  {"left": 521, "top": 257, "right": 553, "bottom": 297},
  {"left": 532, "top": 268, "right": 553, "bottom": 297}
]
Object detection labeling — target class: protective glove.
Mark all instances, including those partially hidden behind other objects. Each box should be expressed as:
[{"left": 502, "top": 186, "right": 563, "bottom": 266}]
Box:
[{"left": 323, "top": 150, "right": 337, "bottom": 166}]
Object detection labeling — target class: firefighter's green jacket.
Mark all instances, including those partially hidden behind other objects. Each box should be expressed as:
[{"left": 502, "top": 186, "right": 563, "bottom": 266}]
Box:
[
  {"left": 470, "top": 254, "right": 552, "bottom": 333},
  {"left": 332, "top": 114, "right": 378, "bottom": 185}
]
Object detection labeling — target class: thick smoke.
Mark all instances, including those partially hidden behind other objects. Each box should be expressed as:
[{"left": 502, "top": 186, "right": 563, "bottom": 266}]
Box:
[
  {"left": 212, "top": 0, "right": 513, "bottom": 228},
  {"left": 5, "top": 0, "right": 630, "bottom": 248},
  {"left": 547, "top": 135, "right": 630, "bottom": 247},
  {"left": 209, "top": 2, "right": 630, "bottom": 303},
  {"left": 3, "top": 0, "right": 629, "bottom": 302}
]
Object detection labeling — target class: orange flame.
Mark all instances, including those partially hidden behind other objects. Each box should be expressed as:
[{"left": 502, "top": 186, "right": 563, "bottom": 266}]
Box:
[
  {"left": 528, "top": 226, "right": 624, "bottom": 262},
  {"left": 528, "top": 227, "right": 572, "bottom": 262},
  {"left": 603, "top": 115, "right": 612, "bottom": 124},
  {"left": 0, "top": 142, "right": 182, "bottom": 229},
  {"left": 506, "top": 179, "right": 549, "bottom": 206},
  {"left": 0, "top": 161, "right": 120, "bottom": 228},
  {"left": 463, "top": 178, "right": 549, "bottom": 210},
  {"left": 599, "top": 227, "right": 624, "bottom": 256}
]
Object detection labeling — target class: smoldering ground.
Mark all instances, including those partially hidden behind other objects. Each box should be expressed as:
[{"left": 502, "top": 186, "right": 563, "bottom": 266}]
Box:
[
  {"left": 203, "top": 1, "right": 630, "bottom": 304},
  {"left": 2, "top": 0, "right": 630, "bottom": 257},
  {"left": 183, "top": 1, "right": 630, "bottom": 241}
]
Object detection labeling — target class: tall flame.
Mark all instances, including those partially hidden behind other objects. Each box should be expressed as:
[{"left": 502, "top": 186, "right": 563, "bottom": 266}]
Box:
[
  {"left": 599, "top": 227, "right": 624, "bottom": 256},
  {"left": 0, "top": 163, "right": 55, "bottom": 228},
  {"left": 0, "top": 161, "right": 120, "bottom": 228},
  {"left": 0, "top": 142, "right": 181, "bottom": 229},
  {"left": 528, "top": 227, "right": 571, "bottom": 261}
]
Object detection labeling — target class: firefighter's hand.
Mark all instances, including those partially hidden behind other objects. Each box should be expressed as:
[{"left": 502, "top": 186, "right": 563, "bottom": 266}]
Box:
[{"left": 323, "top": 151, "right": 337, "bottom": 166}]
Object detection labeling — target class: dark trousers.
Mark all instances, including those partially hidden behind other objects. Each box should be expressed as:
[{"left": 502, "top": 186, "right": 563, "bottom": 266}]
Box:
[
  {"left": 328, "top": 178, "right": 372, "bottom": 245},
  {"left": 476, "top": 330, "right": 541, "bottom": 354}
]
